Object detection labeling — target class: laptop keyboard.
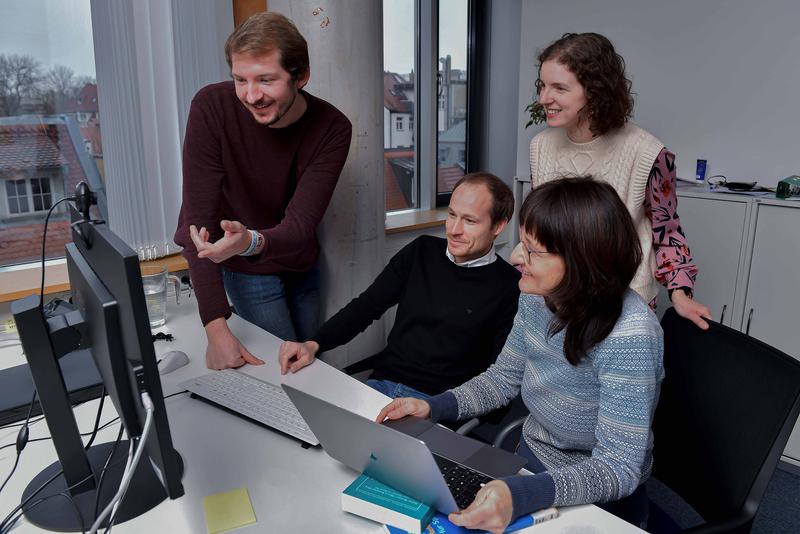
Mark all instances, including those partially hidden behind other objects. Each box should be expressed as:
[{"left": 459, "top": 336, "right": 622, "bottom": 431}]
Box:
[
  {"left": 179, "top": 370, "right": 319, "bottom": 446},
  {"left": 433, "top": 454, "right": 494, "bottom": 509}
]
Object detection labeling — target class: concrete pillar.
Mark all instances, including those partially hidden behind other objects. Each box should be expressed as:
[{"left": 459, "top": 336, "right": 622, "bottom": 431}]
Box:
[{"left": 269, "top": 1, "right": 385, "bottom": 369}]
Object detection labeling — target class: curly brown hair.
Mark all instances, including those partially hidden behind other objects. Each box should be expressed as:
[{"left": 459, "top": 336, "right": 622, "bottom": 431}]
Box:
[{"left": 535, "top": 33, "right": 634, "bottom": 136}]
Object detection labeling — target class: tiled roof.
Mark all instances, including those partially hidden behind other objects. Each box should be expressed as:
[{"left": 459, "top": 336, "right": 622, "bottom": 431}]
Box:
[
  {"left": 63, "top": 83, "right": 99, "bottom": 113},
  {"left": 0, "top": 124, "right": 68, "bottom": 172},
  {"left": 384, "top": 149, "right": 414, "bottom": 211},
  {"left": 438, "top": 120, "right": 466, "bottom": 143},
  {"left": 0, "top": 117, "right": 97, "bottom": 265},
  {"left": 384, "top": 72, "right": 413, "bottom": 114},
  {"left": 437, "top": 165, "right": 464, "bottom": 194}
]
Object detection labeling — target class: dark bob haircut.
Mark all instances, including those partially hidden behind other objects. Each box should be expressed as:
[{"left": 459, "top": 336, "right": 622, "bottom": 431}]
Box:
[
  {"left": 519, "top": 176, "right": 642, "bottom": 365},
  {"left": 536, "top": 33, "right": 634, "bottom": 136},
  {"left": 452, "top": 172, "right": 514, "bottom": 227}
]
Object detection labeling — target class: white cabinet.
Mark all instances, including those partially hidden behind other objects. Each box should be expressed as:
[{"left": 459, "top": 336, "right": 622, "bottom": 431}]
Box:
[{"left": 739, "top": 201, "right": 800, "bottom": 464}]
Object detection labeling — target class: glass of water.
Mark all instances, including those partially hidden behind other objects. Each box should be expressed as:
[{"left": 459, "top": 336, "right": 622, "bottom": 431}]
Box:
[{"left": 141, "top": 265, "right": 180, "bottom": 328}]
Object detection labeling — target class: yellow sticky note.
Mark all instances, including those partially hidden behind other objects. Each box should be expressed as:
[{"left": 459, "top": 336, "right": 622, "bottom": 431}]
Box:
[{"left": 202, "top": 487, "right": 257, "bottom": 534}]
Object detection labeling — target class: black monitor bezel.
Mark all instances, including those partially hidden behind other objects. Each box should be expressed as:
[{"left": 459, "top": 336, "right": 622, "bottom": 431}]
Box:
[{"left": 68, "top": 207, "right": 183, "bottom": 498}]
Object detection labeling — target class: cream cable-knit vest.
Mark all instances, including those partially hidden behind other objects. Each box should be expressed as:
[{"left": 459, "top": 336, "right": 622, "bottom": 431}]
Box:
[{"left": 529, "top": 123, "right": 664, "bottom": 303}]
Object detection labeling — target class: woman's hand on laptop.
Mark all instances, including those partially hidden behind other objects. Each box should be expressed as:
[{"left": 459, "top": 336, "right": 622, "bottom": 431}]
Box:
[
  {"left": 278, "top": 340, "right": 319, "bottom": 374},
  {"left": 448, "top": 480, "right": 513, "bottom": 534},
  {"left": 375, "top": 397, "right": 431, "bottom": 423}
]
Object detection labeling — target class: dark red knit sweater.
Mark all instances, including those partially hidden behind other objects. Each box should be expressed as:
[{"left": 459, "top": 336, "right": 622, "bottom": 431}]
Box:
[{"left": 174, "top": 82, "right": 352, "bottom": 325}]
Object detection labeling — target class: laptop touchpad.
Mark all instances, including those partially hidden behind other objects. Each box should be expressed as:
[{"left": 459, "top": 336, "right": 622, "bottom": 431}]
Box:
[{"left": 417, "top": 426, "right": 482, "bottom": 462}]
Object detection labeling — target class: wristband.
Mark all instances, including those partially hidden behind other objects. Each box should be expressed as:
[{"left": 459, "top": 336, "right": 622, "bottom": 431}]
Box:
[{"left": 239, "top": 229, "right": 259, "bottom": 256}]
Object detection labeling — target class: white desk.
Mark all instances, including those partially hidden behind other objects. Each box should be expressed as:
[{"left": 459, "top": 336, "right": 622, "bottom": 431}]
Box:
[{"left": 0, "top": 297, "right": 644, "bottom": 533}]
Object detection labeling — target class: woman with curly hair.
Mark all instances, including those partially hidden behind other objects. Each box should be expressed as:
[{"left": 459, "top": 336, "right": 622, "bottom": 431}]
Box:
[{"left": 525, "top": 32, "right": 711, "bottom": 328}]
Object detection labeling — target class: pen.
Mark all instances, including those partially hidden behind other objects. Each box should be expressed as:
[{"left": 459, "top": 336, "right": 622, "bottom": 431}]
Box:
[{"left": 505, "top": 507, "right": 560, "bottom": 532}]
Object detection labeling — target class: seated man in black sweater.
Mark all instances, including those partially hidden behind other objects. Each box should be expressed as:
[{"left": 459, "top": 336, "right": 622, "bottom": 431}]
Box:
[{"left": 278, "top": 172, "right": 521, "bottom": 399}]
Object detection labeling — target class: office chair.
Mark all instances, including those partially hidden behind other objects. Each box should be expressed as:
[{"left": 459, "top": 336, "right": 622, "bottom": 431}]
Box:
[
  {"left": 487, "top": 308, "right": 800, "bottom": 534},
  {"left": 650, "top": 308, "right": 800, "bottom": 533}
]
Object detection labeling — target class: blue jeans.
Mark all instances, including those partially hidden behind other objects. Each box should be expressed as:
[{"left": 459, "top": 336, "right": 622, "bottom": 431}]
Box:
[
  {"left": 222, "top": 265, "right": 320, "bottom": 342},
  {"left": 366, "top": 379, "right": 431, "bottom": 400}
]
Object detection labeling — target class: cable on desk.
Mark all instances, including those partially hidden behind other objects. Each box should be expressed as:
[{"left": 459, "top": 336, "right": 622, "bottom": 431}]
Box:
[
  {"left": 0, "top": 415, "right": 46, "bottom": 432},
  {"left": 93, "top": 425, "right": 125, "bottom": 525},
  {"left": 88, "top": 391, "right": 155, "bottom": 534},
  {"left": 0, "top": 392, "right": 36, "bottom": 496},
  {"left": 0, "top": 453, "right": 130, "bottom": 534},
  {"left": 0, "top": 390, "right": 188, "bottom": 452},
  {"left": 0, "top": 390, "right": 189, "bottom": 530},
  {"left": 82, "top": 388, "right": 107, "bottom": 451}
]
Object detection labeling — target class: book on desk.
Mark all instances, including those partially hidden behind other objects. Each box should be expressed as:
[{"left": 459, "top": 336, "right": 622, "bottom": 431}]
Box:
[{"left": 342, "top": 474, "right": 435, "bottom": 533}]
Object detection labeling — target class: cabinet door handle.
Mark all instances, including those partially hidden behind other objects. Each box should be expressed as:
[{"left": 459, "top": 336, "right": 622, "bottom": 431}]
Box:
[
  {"left": 720, "top": 304, "right": 727, "bottom": 324},
  {"left": 746, "top": 308, "right": 754, "bottom": 335}
]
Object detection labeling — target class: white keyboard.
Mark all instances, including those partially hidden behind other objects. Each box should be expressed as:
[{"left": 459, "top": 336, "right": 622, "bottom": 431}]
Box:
[{"left": 179, "top": 370, "right": 319, "bottom": 446}]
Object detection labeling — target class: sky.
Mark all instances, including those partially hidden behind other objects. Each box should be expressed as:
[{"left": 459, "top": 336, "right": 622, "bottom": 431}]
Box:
[
  {"left": 384, "top": 0, "right": 468, "bottom": 75},
  {"left": 0, "top": 0, "right": 463, "bottom": 80},
  {"left": 0, "top": 0, "right": 95, "bottom": 78}
]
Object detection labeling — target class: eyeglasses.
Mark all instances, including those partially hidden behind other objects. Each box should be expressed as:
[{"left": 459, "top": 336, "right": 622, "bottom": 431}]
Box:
[{"left": 522, "top": 247, "right": 556, "bottom": 263}]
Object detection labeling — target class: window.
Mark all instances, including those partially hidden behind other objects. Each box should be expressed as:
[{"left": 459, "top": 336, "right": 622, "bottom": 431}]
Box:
[
  {"left": 31, "top": 177, "right": 53, "bottom": 211},
  {"left": 383, "top": 0, "right": 417, "bottom": 211},
  {"left": 0, "top": 0, "right": 104, "bottom": 267},
  {"left": 4, "top": 177, "right": 55, "bottom": 215},
  {"left": 383, "top": 0, "right": 482, "bottom": 212},
  {"left": 5, "top": 180, "right": 29, "bottom": 214},
  {"left": 436, "top": 0, "right": 469, "bottom": 200}
]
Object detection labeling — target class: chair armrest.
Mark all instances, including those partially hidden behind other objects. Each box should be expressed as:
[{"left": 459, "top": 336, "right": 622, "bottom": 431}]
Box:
[
  {"left": 342, "top": 354, "right": 379, "bottom": 376},
  {"left": 492, "top": 416, "right": 526, "bottom": 448},
  {"left": 455, "top": 418, "right": 480, "bottom": 435}
]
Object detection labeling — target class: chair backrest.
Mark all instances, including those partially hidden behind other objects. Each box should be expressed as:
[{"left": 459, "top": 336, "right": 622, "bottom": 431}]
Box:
[{"left": 653, "top": 308, "right": 800, "bottom": 531}]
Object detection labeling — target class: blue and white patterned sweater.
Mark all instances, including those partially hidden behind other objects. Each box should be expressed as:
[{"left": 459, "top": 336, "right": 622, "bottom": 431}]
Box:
[{"left": 427, "top": 290, "right": 664, "bottom": 516}]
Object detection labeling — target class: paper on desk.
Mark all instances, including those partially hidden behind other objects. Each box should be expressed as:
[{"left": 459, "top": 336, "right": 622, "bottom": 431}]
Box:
[{"left": 203, "top": 487, "right": 257, "bottom": 534}]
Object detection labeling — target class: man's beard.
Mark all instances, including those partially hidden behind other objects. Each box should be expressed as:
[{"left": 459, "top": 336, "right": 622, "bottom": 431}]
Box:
[{"left": 254, "top": 88, "right": 297, "bottom": 126}]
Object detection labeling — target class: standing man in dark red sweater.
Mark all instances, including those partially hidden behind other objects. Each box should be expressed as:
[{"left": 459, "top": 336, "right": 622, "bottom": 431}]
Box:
[{"left": 173, "top": 13, "right": 352, "bottom": 370}]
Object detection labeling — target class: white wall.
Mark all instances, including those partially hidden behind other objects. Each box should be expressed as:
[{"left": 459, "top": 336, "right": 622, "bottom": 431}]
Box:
[
  {"left": 269, "top": 1, "right": 385, "bottom": 369},
  {"left": 515, "top": 0, "right": 800, "bottom": 187},
  {"left": 482, "top": 0, "right": 522, "bottom": 184}
]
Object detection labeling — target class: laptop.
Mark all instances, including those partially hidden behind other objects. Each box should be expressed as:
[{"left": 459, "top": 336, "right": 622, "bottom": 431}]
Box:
[
  {"left": 0, "top": 349, "right": 104, "bottom": 426},
  {"left": 282, "top": 384, "right": 528, "bottom": 513}
]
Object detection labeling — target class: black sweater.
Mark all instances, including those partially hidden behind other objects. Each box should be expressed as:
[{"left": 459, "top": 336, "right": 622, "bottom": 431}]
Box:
[{"left": 313, "top": 236, "right": 520, "bottom": 395}]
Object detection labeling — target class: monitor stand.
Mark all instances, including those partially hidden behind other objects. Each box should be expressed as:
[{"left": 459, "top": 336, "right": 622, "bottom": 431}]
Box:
[{"left": 22, "top": 444, "right": 184, "bottom": 532}]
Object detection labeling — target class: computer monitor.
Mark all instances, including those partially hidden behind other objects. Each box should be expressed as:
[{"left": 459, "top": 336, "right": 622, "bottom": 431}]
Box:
[{"left": 11, "top": 203, "right": 184, "bottom": 531}]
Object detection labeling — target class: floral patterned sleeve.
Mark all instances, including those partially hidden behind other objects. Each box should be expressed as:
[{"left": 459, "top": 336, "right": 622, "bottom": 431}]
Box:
[{"left": 644, "top": 148, "right": 698, "bottom": 293}]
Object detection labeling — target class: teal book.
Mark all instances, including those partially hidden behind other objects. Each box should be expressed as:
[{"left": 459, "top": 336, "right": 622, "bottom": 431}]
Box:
[{"left": 342, "top": 474, "right": 435, "bottom": 534}]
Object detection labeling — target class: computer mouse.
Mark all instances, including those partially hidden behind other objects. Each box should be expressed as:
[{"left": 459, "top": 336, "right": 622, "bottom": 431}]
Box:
[{"left": 158, "top": 350, "right": 190, "bottom": 375}]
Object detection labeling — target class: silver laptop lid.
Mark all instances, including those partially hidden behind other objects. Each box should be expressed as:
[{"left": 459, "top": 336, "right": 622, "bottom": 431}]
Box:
[{"left": 282, "top": 384, "right": 460, "bottom": 513}]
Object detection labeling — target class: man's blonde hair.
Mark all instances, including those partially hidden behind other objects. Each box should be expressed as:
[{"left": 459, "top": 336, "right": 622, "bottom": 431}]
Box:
[{"left": 224, "top": 12, "right": 309, "bottom": 80}]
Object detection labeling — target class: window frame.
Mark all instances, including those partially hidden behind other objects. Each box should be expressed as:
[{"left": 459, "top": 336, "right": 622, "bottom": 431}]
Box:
[
  {"left": 413, "top": 0, "right": 484, "bottom": 210},
  {"left": 3, "top": 175, "right": 56, "bottom": 218}
]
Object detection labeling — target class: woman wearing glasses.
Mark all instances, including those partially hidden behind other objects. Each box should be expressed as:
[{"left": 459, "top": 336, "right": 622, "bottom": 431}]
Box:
[
  {"left": 524, "top": 32, "right": 711, "bottom": 329},
  {"left": 378, "top": 177, "right": 663, "bottom": 533}
]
